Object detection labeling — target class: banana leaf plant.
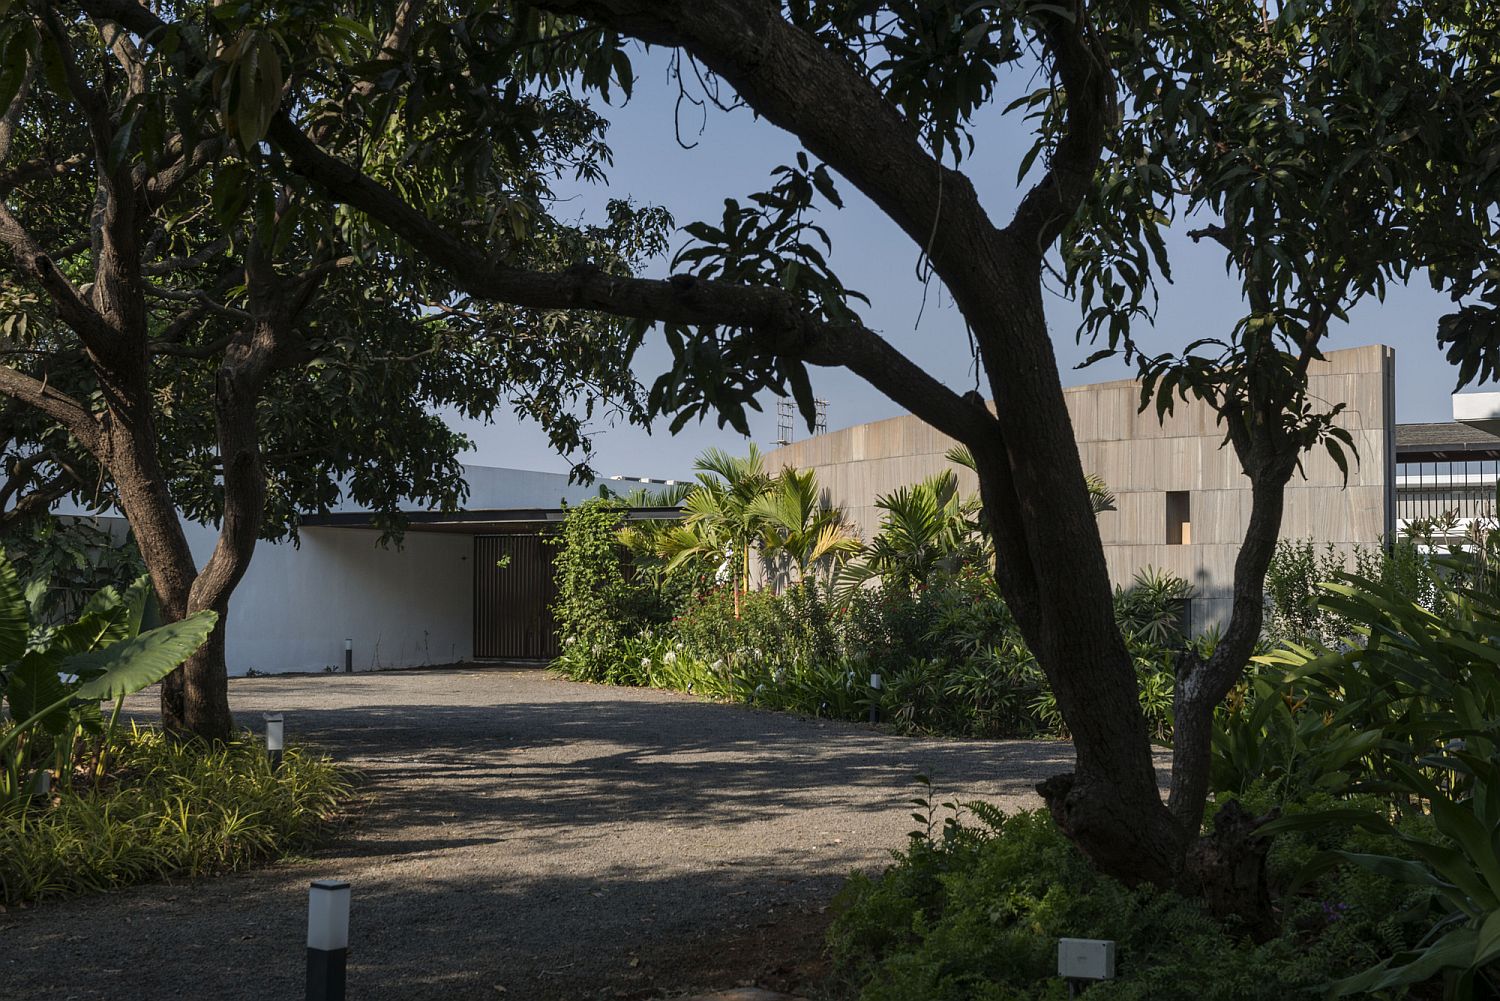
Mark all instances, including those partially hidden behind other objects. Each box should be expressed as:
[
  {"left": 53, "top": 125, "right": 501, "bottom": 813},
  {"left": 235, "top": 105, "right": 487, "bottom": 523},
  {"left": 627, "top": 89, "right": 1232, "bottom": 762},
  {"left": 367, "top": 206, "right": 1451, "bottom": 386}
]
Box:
[{"left": 0, "top": 549, "right": 217, "bottom": 802}]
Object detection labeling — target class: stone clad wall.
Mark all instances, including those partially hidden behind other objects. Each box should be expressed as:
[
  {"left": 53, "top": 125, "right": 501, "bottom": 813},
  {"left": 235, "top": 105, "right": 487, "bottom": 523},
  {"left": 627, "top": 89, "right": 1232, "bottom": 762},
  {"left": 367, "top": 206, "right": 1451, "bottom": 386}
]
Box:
[{"left": 764, "top": 344, "right": 1396, "bottom": 631}]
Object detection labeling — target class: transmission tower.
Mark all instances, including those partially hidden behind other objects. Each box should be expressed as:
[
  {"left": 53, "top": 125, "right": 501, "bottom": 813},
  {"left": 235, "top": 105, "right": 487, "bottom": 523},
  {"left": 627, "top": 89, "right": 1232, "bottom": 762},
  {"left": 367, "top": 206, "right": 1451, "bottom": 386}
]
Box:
[
  {"left": 775, "top": 399, "right": 795, "bottom": 447},
  {"left": 814, "top": 398, "right": 829, "bottom": 436}
]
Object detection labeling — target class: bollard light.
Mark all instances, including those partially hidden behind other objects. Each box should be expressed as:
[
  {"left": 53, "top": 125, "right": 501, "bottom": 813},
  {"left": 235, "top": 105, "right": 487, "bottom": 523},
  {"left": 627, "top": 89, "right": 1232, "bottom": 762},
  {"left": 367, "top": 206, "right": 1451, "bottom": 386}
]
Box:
[
  {"left": 307, "top": 880, "right": 350, "bottom": 1001},
  {"left": 869, "top": 673, "right": 883, "bottom": 724},
  {"left": 344, "top": 638, "right": 353, "bottom": 675},
  {"left": 29, "top": 768, "right": 50, "bottom": 799},
  {"left": 264, "top": 713, "right": 284, "bottom": 771}
]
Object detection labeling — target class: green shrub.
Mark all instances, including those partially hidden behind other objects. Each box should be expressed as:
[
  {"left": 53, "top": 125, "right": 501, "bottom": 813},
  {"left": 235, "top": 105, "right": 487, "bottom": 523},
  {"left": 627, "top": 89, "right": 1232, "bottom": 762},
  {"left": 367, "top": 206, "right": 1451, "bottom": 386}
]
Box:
[
  {"left": 1244, "top": 561, "right": 1500, "bottom": 995},
  {"left": 547, "top": 499, "right": 682, "bottom": 659},
  {"left": 0, "top": 554, "right": 218, "bottom": 803},
  {"left": 830, "top": 794, "right": 1431, "bottom": 1001},
  {"left": 0, "top": 724, "right": 353, "bottom": 905},
  {"left": 554, "top": 566, "right": 1197, "bottom": 741}
]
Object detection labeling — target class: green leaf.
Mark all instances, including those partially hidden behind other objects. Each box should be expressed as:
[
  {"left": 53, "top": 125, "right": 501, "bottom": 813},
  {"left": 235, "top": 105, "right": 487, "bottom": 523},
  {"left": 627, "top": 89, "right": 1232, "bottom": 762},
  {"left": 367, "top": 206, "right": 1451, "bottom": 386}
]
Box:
[
  {"left": 1332, "top": 927, "right": 1480, "bottom": 995},
  {"left": 44, "top": 575, "right": 150, "bottom": 656},
  {"left": 233, "top": 32, "right": 283, "bottom": 148},
  {"left": 0, "top": 549, "right": 27, "bottom": 666},
  {"left": 105, "top": 109, "right": 139, "bottom": 171},
  {"left": 5, "top": 650, "right": 68, "bottom": 736},
  {"left": 67, "top": 610, "right": 217, "bottom": 702}
]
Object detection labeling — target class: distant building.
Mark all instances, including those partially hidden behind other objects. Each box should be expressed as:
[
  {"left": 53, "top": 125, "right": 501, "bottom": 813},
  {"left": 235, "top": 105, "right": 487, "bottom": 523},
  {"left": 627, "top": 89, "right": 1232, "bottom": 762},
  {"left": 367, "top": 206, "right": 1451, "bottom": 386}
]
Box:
[
  {"left": 766, "top": 345, "right": 1398, "bottom": 631},
  {"left": 1394, "top": 416, "right": 1500, "bottom": 541}
]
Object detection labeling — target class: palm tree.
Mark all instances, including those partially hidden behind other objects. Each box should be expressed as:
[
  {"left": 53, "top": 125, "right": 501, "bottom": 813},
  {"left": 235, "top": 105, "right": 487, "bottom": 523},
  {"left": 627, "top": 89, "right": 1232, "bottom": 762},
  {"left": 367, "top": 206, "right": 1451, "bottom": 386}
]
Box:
[
  {"left": 747, "top": 466, "right": 861, "bottom": 586},
  {"left": 837, "top": 469, "right": 982, "bottom": 595},
  {"left": 613, "top": 482, "right": 692, "bottom": 583},
  {"left": 654, "top": 446, "right": 773, "bottom": 615}
]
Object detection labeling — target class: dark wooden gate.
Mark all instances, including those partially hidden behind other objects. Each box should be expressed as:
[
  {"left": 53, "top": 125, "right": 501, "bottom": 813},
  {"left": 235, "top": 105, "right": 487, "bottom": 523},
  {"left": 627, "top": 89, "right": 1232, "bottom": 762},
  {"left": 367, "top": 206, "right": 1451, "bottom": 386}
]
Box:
[{"left": 473, "top": 535, "right": 559, "bottom": 659}]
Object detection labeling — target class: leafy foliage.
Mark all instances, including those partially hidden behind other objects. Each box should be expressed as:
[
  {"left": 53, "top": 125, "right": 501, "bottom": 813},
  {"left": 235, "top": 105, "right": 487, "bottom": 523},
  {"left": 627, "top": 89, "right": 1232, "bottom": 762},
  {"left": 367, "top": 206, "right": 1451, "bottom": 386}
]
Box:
[
  {"left": 555, "top": 566, "right": 1193, "bottom": 743},
  {"left": 0, "top": 549, "right": 215, "bottom": 804},
  {"left": 829, "top": 793, "right": 1429, "bottom": 1001},
  {"left": 0, "top": 724, "right": 351, "bottom": 905},
  {"left": 1220, "top": 557, "right": 1500, "bottom": 995},
  {"left": 1074, "top": 0, "right": 1497, "bottom": 475},
  {"left": 837, "top": 470, "right": 985, "bottom": 596},
  {"left": 0, "top": 517, "right": 145, "bottom": 625}
]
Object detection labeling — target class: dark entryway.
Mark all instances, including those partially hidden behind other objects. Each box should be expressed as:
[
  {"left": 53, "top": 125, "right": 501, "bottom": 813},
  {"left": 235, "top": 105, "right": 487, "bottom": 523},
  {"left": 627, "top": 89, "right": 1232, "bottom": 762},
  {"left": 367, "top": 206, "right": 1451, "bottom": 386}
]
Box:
[{"left": 473, "top": 534, "right": 559, "bottom": 659}]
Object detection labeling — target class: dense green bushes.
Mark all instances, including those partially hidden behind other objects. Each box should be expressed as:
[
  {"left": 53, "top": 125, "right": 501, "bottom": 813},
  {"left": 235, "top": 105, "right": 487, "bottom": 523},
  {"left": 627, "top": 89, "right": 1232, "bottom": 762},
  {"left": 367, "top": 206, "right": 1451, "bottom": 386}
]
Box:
[
  {"left": 829, "top": 554, "right": 1500, "bottom": 999},
  {"left": 555, "top": 560, "right": 1193, "bottom": 740},
  {"left": 550, "top": 451, "right": 1200, "bottom": 740},
  {"left": 0, "top": 540, "right": 353, "bottom": 905},
  {"left": 1, "top": 724, "right": 352, "bottom": 905},
  {"left": 830, "top": 791, "right": 1432, "bottom": 1001}
]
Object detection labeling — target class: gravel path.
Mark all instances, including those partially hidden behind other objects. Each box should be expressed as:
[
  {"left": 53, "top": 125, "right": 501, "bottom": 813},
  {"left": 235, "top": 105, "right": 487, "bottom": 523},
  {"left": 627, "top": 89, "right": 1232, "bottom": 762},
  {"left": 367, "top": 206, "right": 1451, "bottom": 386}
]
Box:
[{"left": 6, "top": 667, "right": 1076, "bottom": 1000}]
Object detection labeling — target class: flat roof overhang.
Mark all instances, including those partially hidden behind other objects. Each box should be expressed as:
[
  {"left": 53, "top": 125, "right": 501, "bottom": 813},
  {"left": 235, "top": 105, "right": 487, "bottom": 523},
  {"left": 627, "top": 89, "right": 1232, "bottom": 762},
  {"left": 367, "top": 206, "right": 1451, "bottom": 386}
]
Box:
[
  {"left": 1396, "top": 421, "right": 1500, "bottom": 463},
  {"left": 297, "top": 506, "right": 682, "bottom": 535}
]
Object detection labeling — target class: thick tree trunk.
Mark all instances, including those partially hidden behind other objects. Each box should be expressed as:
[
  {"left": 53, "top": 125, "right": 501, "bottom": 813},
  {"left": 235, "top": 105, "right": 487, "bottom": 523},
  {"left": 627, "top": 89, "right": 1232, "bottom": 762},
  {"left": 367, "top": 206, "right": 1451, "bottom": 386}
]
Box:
[
  {"left": 964, "top": 284, "right": 1180, "bottom": 885},
  {"left": 92, "top": 396, "right": 222, "bottom": 735}
]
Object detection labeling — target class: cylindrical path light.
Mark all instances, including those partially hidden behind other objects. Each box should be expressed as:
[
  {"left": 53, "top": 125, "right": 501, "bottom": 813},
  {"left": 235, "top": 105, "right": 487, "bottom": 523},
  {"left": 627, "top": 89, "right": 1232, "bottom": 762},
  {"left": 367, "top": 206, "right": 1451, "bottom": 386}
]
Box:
[
  {"left": 344, "top": 638, "right": 353, "bottom": 674},
  {"left": 264, "top": 713, "right": 284, "bottom": 771},
  {"left": 869, "top": 673, "right": 883, "bottom": 724},
  {"left": 307, "top": 879, "right": 350, "bottom": 1001}
]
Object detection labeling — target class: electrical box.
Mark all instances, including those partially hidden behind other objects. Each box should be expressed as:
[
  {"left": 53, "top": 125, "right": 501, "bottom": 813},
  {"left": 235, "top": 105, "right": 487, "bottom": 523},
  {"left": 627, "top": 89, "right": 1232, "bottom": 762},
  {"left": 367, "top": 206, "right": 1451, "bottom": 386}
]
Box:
[{"left": 1058, "top": 938, "right": 1116, "bottom": 980}]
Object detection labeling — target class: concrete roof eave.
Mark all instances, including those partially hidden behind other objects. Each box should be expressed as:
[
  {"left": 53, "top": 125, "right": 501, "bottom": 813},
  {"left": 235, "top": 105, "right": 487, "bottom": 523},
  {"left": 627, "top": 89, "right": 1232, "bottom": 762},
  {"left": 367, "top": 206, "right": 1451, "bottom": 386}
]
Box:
[{"left": 297, "top": 506, "right": 683, "bottom": 535}]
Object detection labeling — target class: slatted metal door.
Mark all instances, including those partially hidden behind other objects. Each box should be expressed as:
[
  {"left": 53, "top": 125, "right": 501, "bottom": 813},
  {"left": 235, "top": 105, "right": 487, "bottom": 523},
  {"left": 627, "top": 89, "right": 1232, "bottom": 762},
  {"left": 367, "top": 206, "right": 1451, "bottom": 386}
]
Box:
[{"left": 473, "top": 535, "right": 559, "bottom": 660}]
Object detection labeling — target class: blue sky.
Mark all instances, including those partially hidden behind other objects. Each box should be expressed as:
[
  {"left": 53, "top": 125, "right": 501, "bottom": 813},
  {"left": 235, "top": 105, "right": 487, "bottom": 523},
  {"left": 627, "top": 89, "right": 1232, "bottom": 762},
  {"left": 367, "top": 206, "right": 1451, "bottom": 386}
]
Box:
[{"left": 445, "top": 53, "right": 1476, "bottom": 481}]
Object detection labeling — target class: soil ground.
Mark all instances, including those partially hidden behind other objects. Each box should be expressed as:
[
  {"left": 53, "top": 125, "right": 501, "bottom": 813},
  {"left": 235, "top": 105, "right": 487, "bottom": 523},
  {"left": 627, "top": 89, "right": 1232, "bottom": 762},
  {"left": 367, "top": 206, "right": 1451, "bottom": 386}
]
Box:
[{"left": 4, "top": 666, "right": 1076, "bottom": 1000}]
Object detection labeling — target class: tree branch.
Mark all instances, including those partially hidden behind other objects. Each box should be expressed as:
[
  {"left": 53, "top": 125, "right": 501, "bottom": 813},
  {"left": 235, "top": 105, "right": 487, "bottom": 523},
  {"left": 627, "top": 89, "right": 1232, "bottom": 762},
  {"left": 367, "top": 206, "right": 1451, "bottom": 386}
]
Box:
[
  {"left": 1004, "top": 2, "right": 1115, "bottom": 256},
  {"left": 0, "top": 204, "right": 116, "bottom": 344},
  {"left": 0, "top": 153, "right": 88, "bottom": 199},
  {"left": 0, "top": 365, "right": 100, "bottom": 454}
]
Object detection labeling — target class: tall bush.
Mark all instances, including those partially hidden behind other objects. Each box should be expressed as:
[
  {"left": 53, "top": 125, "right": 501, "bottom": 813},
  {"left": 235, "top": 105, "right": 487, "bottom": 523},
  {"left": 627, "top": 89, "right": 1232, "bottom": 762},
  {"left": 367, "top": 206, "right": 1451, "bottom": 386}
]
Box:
[
  {"left": 547, "top": 500, "right": 636, "bottom": 653},
  {"left": 1230, "top": 560, "right": 1500, "bottom": 995},
  {"left": 0, "top": 517, "right": 145, "bottom": 624}
]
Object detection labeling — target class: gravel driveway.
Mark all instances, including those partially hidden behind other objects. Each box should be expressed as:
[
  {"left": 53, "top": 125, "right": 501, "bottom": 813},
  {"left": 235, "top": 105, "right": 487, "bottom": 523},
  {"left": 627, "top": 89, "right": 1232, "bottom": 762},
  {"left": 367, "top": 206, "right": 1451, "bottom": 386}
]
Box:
[{"left": 5, "top": 667, "right": 1076, "bottom": 1000}]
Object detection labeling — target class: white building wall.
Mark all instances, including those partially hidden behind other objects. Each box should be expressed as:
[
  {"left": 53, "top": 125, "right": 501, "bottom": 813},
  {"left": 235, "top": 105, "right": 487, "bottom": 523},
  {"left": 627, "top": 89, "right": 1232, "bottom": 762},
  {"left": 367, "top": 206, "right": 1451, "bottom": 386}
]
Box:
[
  {"left": 51, "top": 464, "right": 604, "bottom": 675},
  {"left": 182, "top": 522, "right": 475, "bottom": 675}
]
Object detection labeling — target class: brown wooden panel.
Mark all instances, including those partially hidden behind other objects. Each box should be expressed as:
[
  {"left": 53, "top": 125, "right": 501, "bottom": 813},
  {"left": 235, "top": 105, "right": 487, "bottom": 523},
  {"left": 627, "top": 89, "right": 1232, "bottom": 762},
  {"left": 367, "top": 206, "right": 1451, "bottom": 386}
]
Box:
[{"left": 474, "top": 535, "right": 559, "bottom": 659}]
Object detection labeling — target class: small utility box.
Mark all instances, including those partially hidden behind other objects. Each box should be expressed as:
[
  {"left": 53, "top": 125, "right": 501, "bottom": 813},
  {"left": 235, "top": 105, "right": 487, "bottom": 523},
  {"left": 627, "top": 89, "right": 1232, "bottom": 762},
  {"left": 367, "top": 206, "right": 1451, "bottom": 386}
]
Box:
[{"left": 1058, "top": 938, "right": 1116, "bottom": 981}]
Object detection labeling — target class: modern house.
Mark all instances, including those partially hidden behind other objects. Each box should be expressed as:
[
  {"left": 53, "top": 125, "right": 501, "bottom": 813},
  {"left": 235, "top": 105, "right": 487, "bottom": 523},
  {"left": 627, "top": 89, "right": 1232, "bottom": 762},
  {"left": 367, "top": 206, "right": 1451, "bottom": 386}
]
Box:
[
  {"left": 54, "top": 467, "right": 681, "bottom": 674},
  {"left": 37, "top": 342, "right": 1500, "bottom": 671}
]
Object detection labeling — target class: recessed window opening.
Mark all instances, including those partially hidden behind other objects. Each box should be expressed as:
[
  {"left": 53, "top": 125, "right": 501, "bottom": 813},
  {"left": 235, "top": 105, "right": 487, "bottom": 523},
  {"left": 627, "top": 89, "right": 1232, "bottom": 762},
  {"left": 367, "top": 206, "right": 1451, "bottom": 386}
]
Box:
[{"left": 1166, "top": 491, "right": 1191, "bottom": 545}]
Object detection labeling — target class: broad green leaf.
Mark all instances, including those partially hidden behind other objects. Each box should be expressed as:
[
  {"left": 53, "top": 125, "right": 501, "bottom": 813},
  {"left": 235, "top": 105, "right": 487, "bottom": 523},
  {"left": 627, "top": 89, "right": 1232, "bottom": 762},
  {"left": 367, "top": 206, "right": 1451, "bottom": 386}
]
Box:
[
  {"left": 0, "top": 550, "right": 28, "bottom": 665},
  {"left": 5, "top": 649, "right": 68, "bottom": 736},
  {"left": 68, "top": 611, "right": 217, "bottom": 702},
  {"left": 1332, "top": 928, "right": 1479, "bottom": 995},
  {"left": 1474, "top": 908, "right": 1500, "bottom": 968},
  {"left": 48, "top": 575, "right": 151, "bottom": 656}
]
